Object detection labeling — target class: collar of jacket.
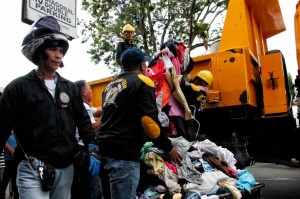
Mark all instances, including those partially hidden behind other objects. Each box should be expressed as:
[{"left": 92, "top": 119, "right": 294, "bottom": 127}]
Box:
[{"left": 25, "top": 69, "right": 68, "bottom": 83}]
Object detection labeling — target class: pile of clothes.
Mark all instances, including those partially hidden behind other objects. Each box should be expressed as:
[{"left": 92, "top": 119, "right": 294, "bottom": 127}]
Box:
[
  {"left": 139, "top": 41, "right": 260, "bottom": 198},
  {"left": 137, "top": 137, "right": 258, "bottom": 199}
]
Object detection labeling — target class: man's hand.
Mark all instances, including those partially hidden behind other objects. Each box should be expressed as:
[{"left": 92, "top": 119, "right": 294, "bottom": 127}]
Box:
[
  {"left": 168, "top": 147, "right": 182, "bottom": 165},
  {"left": 88, "top": 144, "right": 100, "bottom": 176}
]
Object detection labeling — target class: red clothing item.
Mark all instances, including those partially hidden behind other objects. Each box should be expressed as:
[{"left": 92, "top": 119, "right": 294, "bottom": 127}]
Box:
[
  {"left": 146, "top": 59, "right": 171, "bottom": 108},
  {"left": 165, "top": 161, "right": 177, "bottom": 174}
]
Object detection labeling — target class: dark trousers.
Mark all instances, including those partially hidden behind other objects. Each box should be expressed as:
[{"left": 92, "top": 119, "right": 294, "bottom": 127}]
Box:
[
  {"left": 70, "top": 146, "right": 90, "bottom": 199},
  {"left": 0, "top": 160, "right": 19, "bottom": 199},
  {"left": 71, "top": 145, "right": 102, "bottom": 199}
]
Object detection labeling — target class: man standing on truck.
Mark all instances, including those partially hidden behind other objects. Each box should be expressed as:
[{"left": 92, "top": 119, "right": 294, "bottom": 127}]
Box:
[
  {"left": 0, "top": 16, "right": 100, "bottom": 199},
  {"left": 116, "top": 24, "right": 137, "bottom": 66},
  {"left": 97, "top": 47, "right": 182, "bottom": 199}
]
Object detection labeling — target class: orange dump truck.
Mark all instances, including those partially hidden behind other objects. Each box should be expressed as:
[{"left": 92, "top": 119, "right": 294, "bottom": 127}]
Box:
[{"left": 89, "top": 0, "right": 300, "bottom": 162}]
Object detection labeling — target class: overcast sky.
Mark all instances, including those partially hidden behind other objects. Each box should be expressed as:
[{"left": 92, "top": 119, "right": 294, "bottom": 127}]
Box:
[
  {"left": 0, "top": 1, "right": 113, "bottom": 89},
  {"left": 0, "top": 0, "right": 298, "bottom": 88}
]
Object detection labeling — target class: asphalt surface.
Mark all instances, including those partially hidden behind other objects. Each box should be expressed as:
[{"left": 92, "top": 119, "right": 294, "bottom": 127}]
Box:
[
  {"left": 247, "top": 162, "right": 300, "bottom": 199},
  {"left": 5, "top": 162, "right": 300, "bottom": 199}
]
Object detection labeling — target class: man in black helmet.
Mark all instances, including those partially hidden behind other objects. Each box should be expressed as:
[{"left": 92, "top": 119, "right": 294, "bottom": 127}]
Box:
[
  {"left": 0, "top": 16, "right": 99, "bottom": 199},
  {"left": 97, "top": 47, "right": 182, "bottom": 199}
]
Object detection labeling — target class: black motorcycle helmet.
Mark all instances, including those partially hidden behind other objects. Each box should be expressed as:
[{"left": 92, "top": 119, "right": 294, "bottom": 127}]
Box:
[{"left": 21, "top": 16, "right": 69, "bottom": 66}]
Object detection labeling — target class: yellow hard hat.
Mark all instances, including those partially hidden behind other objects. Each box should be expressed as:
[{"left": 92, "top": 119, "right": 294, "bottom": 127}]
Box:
[
  {"left": 195, "top": 70, "right": 213, "bottom": 86},
  {"left": 123, "top": 24, "right": 135, "bottom": 33}
]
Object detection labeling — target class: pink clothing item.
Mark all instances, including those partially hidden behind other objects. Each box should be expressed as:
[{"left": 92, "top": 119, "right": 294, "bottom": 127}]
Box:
[
  {"left": 165, "top": 161, "right": 177, "bottom": 174},
  {"left": 168, "top": 94, "right": 185, "bottom": 117},
  {"left": 228, "top": 166, "right": 238, "bottom": 179},
  {"left": 170, "top": 56, "right": 181, "bottom": 77},
  {"left": 157, "top": 47, "right": 175, "bottom": 59},
  {"left": 155, "top": 46, "right": 185, "bottom": 118},
  {"left": 199, "top": 85, "right": 208, "bottom": 93},
  {"left": 169, "top": 121, "right": 177, "bottom": 136},
  {"left": 167, "top": 48, "right": 184, "bottom": 117}
]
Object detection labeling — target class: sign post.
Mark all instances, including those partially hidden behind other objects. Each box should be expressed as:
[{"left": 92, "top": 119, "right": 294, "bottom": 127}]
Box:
[{"left": 22, "top": 0, "right": 77, "bottom": 39}]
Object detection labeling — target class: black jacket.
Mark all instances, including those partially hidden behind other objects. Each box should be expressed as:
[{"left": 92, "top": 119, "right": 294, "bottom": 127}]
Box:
[
  {"left": 116, "top": 39, "right": 137, "bottom": 65},
  {"left": 97, "top": 71, "right": 173, "bottom": 160},
  {"left": 0, "top": 70, "right": 95, "bottom": 168},
  {"left": 181, "top": 82, "right": 207, "bottom": 112}
]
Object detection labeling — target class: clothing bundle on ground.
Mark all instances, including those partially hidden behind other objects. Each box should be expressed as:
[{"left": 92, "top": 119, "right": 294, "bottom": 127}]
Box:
[{"left": 138, "top": 137, "right": 258, "bottom": 199}]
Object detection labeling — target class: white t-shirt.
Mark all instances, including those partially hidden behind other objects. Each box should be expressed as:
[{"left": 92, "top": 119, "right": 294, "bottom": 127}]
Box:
[
  {"left": 90, "top": 106, "right": 97, "bottom": 115},
  {"left": 44, "top": 79, "right": 56, "bottom": 98},
  {"left": 76, "top": 102, "right": 96, "bottom": 146},
  {"left": 84, "top": 102, "right": 96, "bottom": 124}
]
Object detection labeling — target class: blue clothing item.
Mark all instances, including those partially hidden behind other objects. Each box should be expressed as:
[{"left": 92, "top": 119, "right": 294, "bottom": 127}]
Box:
[
  {"left": 4, "top": 134, "right": 17, "bottom": 161},
  {"left": 143, "top": 187, "right": 159, "bottom": 199},
  {"left": 186, "top": 192, "right": 202, "bottom": 199},
  {"left": 236, "top": 169, "right": 256, "bottom": 193},
  {"left": 89, "top": 156, "right": 100, "bottom": 176},
  {"left": 101, "top": 158, "right": 140, "bottom": 199},
  {"left": 17, "top": 158, "right": 73, "bottom": 199},
  {"left": 199, "top": 158, "right": 215, "bottom": 172},
  {"left": 89, "top": 144, "right": 100, "bottom": 176}
]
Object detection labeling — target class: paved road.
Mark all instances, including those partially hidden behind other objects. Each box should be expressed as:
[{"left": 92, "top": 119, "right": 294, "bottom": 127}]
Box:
[
  {"left": 5, "top": 162, "right": 300, "bottom": 199},
  {"left": 247, "top": 162, "right": 300, "bottom": 199}
]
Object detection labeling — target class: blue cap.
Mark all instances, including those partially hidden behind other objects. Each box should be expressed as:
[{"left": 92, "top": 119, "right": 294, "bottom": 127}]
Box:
[{"left": 120, "top": 48, "right": 146, "bottom": 70}]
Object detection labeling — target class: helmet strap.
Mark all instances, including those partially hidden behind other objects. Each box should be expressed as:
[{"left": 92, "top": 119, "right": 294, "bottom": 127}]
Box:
[{"left": 37, "top": 54, "right": 47, "bottom": 83}]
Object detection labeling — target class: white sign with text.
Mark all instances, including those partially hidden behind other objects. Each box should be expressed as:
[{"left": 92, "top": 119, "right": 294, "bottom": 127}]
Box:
[{"left": 22, "top": 0, "right": 77, "bottom": 39}]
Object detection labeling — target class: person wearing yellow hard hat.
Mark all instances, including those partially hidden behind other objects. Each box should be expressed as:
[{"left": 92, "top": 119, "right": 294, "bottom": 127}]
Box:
[
  {"left": 181, "top": 70, "right": 213, "bottom": 113},
  {"left": 194, "top": 70, "right": 213, "bottom": 86},
  {"left": 116, "top": 24, "right": 138, "bottom": 66}
]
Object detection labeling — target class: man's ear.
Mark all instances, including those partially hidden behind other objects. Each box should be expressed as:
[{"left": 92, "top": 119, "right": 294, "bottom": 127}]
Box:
[{"left": 139, "top": 64, "right": 143, "bottom": 72}]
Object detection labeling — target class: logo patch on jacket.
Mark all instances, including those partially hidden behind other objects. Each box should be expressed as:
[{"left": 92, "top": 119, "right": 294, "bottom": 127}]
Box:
[
  {"left": 60, "top": 92, "right": 70, "bottom": 107},
  {"left": 103, "top": 78, "right": 127, "bottom": 107}
]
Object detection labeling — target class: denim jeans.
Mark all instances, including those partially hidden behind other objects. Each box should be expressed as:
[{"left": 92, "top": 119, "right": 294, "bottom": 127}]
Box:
[
  {"left": 16, "top": 157, "right": 74, "bottom": 199},
  {"left": 101, "top": 158, "right": 140, "bottom": 199}
]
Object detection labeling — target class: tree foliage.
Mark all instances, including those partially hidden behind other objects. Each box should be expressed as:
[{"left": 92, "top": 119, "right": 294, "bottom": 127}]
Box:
[{"left": 79, "top": 0, "right": 228, "bottom": 72}]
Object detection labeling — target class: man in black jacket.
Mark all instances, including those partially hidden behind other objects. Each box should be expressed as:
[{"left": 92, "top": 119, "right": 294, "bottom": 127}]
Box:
[
  {"left": 97, "top": 47, "right": 182, "bottom": 199},
  {"left": 0, "top": 16, "right": 99, "bottom": 199},
  {"left": 116, "top": 24, "right": 137, "bottom": 66}
]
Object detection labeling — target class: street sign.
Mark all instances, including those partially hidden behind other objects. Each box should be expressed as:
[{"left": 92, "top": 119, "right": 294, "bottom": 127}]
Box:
[{"left": 22, "top": 0, "right": 77, "bottom": 39}]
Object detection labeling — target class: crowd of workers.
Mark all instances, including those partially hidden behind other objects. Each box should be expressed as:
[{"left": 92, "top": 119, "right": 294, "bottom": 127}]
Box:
[{"left": 0, "top": 16, "right": 214, "bottom": 199}]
